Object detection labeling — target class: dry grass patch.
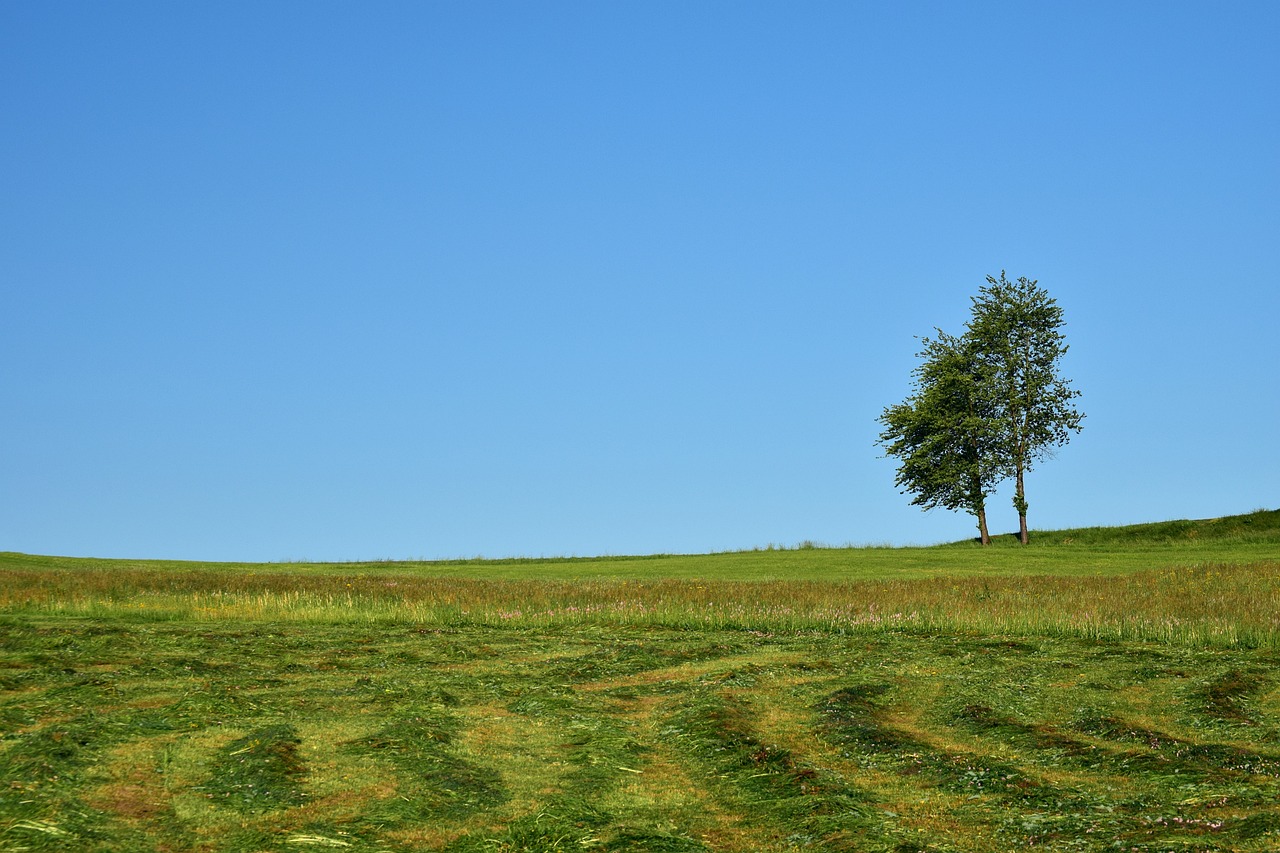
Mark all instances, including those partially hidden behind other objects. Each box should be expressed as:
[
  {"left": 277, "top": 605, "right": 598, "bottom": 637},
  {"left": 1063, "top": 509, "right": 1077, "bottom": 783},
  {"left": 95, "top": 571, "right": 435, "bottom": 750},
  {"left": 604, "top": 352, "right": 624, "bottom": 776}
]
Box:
[
  {"left": 383, "top": 823, "right": 475, "bottom": 848},
  {"left": 577, "top": 649, "right": 805, "bottom": 694},
  {"left": 455, "top": 703, "right": 574, "bottom": 802},
  {"left": 87, "top": 769, "right": 171, "bottom": 823}
]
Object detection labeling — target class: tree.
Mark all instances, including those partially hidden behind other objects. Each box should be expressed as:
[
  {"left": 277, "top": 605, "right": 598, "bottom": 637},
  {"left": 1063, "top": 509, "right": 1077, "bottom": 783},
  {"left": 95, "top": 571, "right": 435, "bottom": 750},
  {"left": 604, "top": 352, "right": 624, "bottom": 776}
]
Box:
[
  {"left": 966, "top": 272, "right": 1083, "bottom": 544},
  {"left": 877, "top": 330, "right": 1004, "bottom": 545}
]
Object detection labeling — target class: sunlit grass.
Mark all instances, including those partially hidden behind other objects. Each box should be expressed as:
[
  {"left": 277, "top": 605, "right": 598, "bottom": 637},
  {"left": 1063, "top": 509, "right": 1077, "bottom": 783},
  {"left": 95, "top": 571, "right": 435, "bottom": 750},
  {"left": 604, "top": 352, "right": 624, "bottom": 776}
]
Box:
[
  {"left": 3, "top": 508, "right": 1278, "bottom": 582},
  {"left": 3, "top": 560, "right": 1278, "bottom": 648},
  {"left": 6, "top": 617, "right": 1280, "bottom": 850},
  {"left": 5, "top": 510, "right": 1280, "bottom": 851}
]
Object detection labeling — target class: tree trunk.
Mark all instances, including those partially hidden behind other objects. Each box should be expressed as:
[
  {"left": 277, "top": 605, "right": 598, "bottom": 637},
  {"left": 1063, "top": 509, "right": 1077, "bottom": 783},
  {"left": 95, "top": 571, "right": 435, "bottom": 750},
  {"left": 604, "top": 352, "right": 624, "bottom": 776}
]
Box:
[
  {"left": 1015, "top": 466, "right": 1029, "bottom": 544},
  {"left": 977, "top": 506, "right": 991, "bottom": 546}
]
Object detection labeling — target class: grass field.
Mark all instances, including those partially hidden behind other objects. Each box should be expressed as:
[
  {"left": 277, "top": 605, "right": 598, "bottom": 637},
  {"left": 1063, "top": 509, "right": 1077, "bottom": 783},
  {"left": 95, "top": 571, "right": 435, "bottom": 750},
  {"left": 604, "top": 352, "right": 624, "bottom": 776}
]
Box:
[{"left": 2, "top": 510, "right": 1279, "bottom": 852}]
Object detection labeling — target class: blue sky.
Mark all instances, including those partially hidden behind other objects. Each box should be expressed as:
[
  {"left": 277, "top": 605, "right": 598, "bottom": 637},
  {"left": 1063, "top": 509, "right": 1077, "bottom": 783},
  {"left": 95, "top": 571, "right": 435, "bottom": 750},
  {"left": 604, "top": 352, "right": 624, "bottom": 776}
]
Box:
[{"left": 3, "top": 2, "right": 1277, "bottom": 561}]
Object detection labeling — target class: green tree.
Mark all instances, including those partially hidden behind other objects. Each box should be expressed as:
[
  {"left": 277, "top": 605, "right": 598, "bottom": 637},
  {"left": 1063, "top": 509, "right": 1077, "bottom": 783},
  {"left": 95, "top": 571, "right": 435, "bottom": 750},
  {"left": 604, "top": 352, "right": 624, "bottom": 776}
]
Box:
[
  {"left": 967, "top": 272, "right": 1084, "bottom": 544},
  {"left": 877, "top": 331, "right": 1004, "bottom": 545}
]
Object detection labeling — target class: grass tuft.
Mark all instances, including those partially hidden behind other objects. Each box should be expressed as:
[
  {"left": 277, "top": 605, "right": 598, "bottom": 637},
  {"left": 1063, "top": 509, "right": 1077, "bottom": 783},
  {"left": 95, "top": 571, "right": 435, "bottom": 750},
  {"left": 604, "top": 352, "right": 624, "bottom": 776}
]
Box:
[{"left": 200, "top": 724, "right": 308, "bottom": 812}]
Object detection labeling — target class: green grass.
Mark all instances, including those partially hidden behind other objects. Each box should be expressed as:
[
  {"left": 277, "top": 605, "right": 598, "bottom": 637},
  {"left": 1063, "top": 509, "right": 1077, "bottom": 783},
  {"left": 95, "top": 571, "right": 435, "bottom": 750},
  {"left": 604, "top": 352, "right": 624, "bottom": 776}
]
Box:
[
  {"left": 940, "top": 508, "right": 1280, "bottom": 548},
  {"left": 2, "top": 509, "right": 1279, "bottom": 851},
  {"left": 4, "top": 509, "right": 1278, "bottom": 582}
]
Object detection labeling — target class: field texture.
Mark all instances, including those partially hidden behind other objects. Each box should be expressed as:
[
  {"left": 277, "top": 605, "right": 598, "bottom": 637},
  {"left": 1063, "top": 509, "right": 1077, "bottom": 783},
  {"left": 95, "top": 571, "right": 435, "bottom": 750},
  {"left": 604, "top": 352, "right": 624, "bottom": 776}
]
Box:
[{"left": 2, "top": 511, "right": 1279, "bottom": 852}]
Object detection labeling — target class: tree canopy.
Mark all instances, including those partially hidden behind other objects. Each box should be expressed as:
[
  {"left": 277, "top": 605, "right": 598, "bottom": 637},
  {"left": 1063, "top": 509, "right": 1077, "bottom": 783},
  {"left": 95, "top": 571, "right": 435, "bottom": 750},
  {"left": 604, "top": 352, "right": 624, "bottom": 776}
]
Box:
[
  {"left": 967, "top": 272, "right": 1084, "bottom": 543},
  {"left": 877, "top": 331, "right": 1004, "bottom": 544},
  {"left": 878, "top": 272, "right": 1083, "bottom": 544}
]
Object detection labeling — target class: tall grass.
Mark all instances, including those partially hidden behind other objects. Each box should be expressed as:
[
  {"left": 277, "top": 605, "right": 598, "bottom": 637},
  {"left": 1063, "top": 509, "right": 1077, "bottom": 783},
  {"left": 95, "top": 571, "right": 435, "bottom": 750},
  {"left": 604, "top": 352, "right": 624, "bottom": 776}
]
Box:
[{"left": 5, "top": 560, "right": 1278, "bottom": 648}]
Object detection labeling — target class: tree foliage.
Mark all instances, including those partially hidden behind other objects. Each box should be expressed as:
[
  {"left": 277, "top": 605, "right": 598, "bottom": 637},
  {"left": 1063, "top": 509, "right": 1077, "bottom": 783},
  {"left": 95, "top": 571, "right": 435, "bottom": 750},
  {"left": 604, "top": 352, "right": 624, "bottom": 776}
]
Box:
[
  {"left": 877, "top": 331, "right": 1003, "bottom": 544},
  {"left": 967, "top": 272, "right": 1083, "bottom": 543},
  {"left": 878, "top": 272, "right": 1083, "bottom": 544}
]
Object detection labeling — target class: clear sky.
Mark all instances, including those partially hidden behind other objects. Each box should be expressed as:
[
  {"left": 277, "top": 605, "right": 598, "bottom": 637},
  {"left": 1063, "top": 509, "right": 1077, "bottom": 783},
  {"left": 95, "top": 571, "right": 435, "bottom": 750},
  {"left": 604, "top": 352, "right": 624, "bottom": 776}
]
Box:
[{"left": 3, "top": 2, "right": 1276, "bottom": 562}]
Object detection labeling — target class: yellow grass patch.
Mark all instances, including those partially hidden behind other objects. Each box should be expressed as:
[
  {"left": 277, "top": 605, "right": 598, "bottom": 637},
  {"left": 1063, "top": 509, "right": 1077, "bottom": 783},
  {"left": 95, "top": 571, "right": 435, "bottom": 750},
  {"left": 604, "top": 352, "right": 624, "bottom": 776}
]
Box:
[
  {"left": 86, "top": 753, "right": 172, "bottom": 823},
  {"left": 455, "top": 703, "right": 573, "bottom": 806},
  {"left": 577, "top": 649, "right": 806, "bottom": 694},
  {"left": 384, "top": 824, "right": 473, "bottom": 847}
]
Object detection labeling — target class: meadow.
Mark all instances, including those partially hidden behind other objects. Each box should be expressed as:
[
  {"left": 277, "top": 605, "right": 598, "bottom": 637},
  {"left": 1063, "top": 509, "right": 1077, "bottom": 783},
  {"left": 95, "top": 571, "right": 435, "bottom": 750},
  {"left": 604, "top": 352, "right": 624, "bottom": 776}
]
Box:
[{"left": 2, "top": 510, "right": 1279, "bottom": 852}]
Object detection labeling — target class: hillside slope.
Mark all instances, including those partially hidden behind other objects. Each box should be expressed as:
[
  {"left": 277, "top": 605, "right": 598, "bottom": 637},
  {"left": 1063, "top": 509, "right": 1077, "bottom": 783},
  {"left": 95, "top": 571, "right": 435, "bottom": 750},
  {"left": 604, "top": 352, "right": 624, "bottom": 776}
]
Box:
[{"left": 947, "top": 507, "right": 1280, "bottom": 547}]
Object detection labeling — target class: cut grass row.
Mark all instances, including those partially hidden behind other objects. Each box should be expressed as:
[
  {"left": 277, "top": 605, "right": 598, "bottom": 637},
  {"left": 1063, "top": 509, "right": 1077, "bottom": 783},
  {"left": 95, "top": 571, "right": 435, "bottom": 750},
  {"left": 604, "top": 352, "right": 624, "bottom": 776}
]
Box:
[{"left": 3, "top": 620, "right": 1280, "bottom": 852}]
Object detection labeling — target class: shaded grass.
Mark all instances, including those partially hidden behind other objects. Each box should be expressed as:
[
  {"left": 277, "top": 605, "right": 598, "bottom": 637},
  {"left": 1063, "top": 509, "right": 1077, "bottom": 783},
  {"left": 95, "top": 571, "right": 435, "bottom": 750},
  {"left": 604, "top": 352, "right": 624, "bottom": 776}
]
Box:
[
  {"left": 201, "top": 724, "right": 308, "bottom": 813},
  {"left": 344, "top": 711, "right": 508, "bottom": 823},
  {"left": 661, "top": 688, "right": 882, "bottom": 849}
]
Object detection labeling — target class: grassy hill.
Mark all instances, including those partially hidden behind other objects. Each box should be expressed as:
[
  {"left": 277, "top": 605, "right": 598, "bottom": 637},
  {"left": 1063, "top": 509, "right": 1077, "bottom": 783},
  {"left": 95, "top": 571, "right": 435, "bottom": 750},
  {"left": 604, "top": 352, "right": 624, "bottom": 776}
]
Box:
[
  {"left": 944, "top": 507, "right": 1280, "bottom": 547},
  {"left": 1, "top": 509, "right": 1277, "bottom": 640},
  {"left": 2, "top": 508, "right": 1277, "bottom": 584}
]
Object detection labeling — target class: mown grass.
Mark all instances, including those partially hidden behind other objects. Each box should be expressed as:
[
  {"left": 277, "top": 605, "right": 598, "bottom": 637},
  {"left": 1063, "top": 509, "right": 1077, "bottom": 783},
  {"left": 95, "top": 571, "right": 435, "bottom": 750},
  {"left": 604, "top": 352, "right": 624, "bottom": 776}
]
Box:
[
  {"left": 5, "top": 621, "right": 1280, "bottom": 851},
  {"left": 2, "top": 510, "right": 1279, "bottom": 851}
]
